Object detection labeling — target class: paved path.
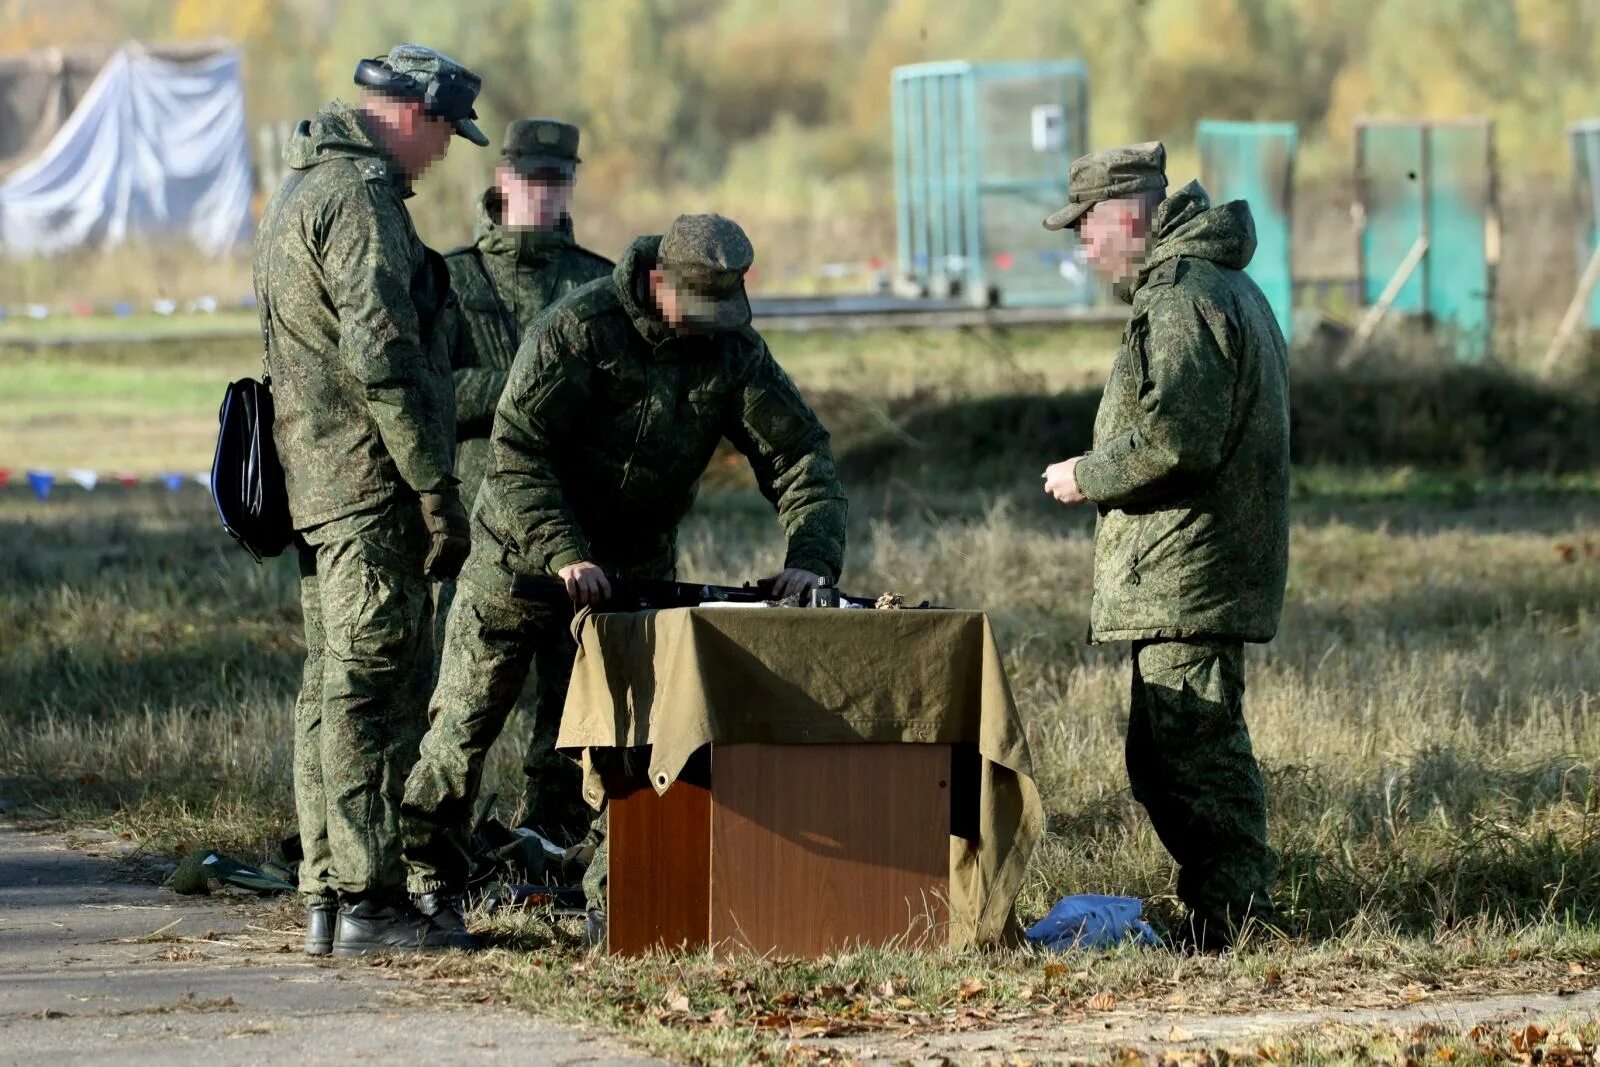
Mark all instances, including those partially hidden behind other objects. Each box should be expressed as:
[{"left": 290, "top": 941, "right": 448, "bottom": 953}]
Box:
[{"left": 0, "top": 824, "right": 666, "bottom": 1067}]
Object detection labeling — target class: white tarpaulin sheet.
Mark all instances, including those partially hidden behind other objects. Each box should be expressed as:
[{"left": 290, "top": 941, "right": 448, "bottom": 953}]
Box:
[{"left": 0, "top": 44, "right": 253, "bottom": 257}]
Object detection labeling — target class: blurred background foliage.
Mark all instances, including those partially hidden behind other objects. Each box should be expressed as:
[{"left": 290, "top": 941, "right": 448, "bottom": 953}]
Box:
[{"left": 3, "top": 0, "right": 1599, "bottom": 293}]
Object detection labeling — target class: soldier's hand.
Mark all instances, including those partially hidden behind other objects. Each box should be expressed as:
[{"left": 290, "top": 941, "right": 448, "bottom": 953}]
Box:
[
  {"left": 559, "top": 561, "right": 613, "bottom": 606},
  {"left": 768, "top": 568, "right": 821, "bottom": 600},
  {"left": 420, "top": 484, "right": 471, "bottom": 580},
  {"left": 1043, "top": 457, "right": 1089, "bottom": 505}
]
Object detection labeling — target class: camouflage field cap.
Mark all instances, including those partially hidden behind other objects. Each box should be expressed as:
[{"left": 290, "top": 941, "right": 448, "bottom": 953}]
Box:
[
  {"left": 658, "top": 213, "right": 754, "bottom": 331},
  {"left": 503, "top": 119, "right": 582, "bottom": 177},
  {"left": 1043, "top": 141, "right": 1167, "bottom": 231},
  {"left": 376, "top": 43, "right": 489, "bottom": 147}
]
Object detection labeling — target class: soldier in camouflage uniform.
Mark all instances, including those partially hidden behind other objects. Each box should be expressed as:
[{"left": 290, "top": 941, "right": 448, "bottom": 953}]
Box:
[
  {"left": 401, "top": 214, "right": 847, "bottom": 938},
  {"left": 255, "top": 44, "right": 486, "bottom": 957},
  {"left": 433, "top": 119, "right": 612, "bottom": 845},
  {"left": 1041, "top": 143, "right": 1290, "bottom": 951}
]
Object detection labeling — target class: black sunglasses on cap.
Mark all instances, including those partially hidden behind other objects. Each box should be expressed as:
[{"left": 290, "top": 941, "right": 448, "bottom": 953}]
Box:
[{"left": 354, "top": 59, "right": 479, "bottom": 124}]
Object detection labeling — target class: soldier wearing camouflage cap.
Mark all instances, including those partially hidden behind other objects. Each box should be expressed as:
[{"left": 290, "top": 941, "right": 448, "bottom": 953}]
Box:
[
  {"left": 400, "top": 214, "right": 848, "bottom": 943},
  {"left": 431, "top": 119, "right": 613, "bottom": 849},
  {"left": 255, "top": 43, "right": 487, "bottom": 959},
  {"left": 1041, "top": 142, "right": 1291, "bottom": 951}
]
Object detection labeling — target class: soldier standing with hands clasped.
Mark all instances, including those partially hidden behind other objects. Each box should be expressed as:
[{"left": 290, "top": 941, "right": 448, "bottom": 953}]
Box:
[
  {"left": 254, "top": 44, "right": 487, "bottom": 957},
  {"left": 434, "top": 118, "right": 613, "bottom": 847},
  {"left": 1040, "top": 143, "right": 1291, "bottom": 952}
]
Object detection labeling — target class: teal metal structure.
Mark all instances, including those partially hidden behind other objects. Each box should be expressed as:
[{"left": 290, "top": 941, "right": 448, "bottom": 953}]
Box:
[
  {"left": 1196, "top": 120, "right": 1297, "bottom": 343},
  {"left": 891, "top": 60, "right": 1089, "bottom": 307},
  {"left": 1355, "top": 119, "right": 1496, "bottom": 362},
  {"left": 1568, "top": 120, "right": 1600, "bottom": 328}
]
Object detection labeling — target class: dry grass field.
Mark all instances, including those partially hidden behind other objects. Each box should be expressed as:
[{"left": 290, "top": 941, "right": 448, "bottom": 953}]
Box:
[{"left": 2, "top": 331, "right": 1598, "bottom": 1063}]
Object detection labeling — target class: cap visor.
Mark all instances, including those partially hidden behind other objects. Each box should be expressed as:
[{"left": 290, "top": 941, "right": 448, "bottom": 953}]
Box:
[
  {"left": 1042, "top": 200, "right": 1092, "bottom": 231},
  {"left": 454, "top": 117, "right": 490, "bottom": 147}
]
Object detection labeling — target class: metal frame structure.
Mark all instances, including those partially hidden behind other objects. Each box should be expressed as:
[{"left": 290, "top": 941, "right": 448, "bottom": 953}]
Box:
[{"left": 892, "top": 59, "right": 1089, "bottom": 308}]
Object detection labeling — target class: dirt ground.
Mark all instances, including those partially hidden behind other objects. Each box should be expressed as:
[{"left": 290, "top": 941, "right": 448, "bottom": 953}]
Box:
[
  {"left": 0, "top": 823, "right": 665, "bottom": 1067},
  {"left": 4, "top": 820, "right": 1599, "bottom": 1066}
]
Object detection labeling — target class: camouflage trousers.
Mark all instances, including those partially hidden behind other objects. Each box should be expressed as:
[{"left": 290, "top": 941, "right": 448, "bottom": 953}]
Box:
[
  {"left": 432, "top": 577, "right": 588, "bottom": 839},
  {"left": 1127, "top": 638, "right": 1278, "bottom": 925},
  {"left": 401, "top": 548, "right": 593, "bottom": 896},
  {"left": 292, "top": 500, "right": 434, "bottom": 903}
]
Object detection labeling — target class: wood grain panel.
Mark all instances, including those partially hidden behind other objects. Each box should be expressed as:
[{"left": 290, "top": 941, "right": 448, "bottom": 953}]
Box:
[
  {"left": 708, "top": 743, "right": 950, "bottom": 957},
  {"left": 605, "top": 750, "right": 711, "bottom": 954}
]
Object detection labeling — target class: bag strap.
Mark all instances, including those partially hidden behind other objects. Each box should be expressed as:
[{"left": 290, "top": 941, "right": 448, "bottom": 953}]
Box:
[
  {"left": 472, "top": 247, "right": 520, "bottom": 353},
  {"left": 257, "top": 169, "right": 310, "bottom": 385}
]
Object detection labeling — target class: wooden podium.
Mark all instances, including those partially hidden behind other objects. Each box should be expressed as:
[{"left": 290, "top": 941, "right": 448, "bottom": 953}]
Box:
[{"left": 606, "top": 742, "right": 952, "bottom": 957}]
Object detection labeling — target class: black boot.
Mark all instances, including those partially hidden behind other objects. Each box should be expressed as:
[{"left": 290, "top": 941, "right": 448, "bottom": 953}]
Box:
[
  {"left": 305, "top": 898, "right": 338, "bottom": 956},
  {"left": 332, "top": 897, "right": 477, "bottom": 957},
  {"left": 414, "top": 891, "right": 478, "bottom": 947}
]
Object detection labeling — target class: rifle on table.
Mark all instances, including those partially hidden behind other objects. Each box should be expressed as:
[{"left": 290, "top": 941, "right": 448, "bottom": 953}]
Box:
[{"left": 507, "top": 573, "right": 900, "bottom": 612}]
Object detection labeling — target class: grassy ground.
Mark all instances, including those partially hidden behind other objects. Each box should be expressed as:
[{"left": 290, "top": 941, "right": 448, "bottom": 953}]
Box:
[{"left": 2, "top": 336, "right": 1599, "bottom": 1064}]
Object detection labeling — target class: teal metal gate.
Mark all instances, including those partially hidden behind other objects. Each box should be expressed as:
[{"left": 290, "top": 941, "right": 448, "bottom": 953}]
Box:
[
  {"left": 1568, "top": 120, "right": 1600, "bottom": 328},
  {"left": 1196, "top": 120, "right": 1297, "bottom": 343},
  {"left": 891, "top": 60, "right": 1089, "bottom": 307},
  {"left": 1355, "top": 119, "right": 1496, "bottom": 362}
]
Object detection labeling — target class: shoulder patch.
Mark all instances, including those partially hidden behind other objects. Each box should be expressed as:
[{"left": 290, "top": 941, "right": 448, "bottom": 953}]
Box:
[
  {"left": 1144, "top": 258, "right": 1185, "bottom": 289},
  {"left": 355, "top": 157, "right": 388, "bottom": 182},
  {"left": 562, "top": 276, "right": 620, "bottom": 323}
]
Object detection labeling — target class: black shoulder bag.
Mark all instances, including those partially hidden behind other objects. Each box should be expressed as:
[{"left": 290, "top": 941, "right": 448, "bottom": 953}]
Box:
[{"left": 212, "top": 174, "right": 305, "bottom": 562}]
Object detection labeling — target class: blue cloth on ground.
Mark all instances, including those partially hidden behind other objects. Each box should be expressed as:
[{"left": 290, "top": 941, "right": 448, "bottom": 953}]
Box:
[{"left": 1025, "top": 894, "right": 1159, "bottom": 950}]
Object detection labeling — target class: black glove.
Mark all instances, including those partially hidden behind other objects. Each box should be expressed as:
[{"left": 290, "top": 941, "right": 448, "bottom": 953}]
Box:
[{"left": 420, "top": 484, "right": 471, "bottom": 580}]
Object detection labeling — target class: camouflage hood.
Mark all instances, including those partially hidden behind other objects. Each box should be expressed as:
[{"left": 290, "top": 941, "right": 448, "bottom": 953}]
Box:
[
  {"left": 283, "top": 99, "right": 409, "bottom": 194},
  {"left": 474, "top": 188, "right": 576, "bottom": 265},
  {"left": 1137, "top": 180, "right": 1256, "bottom": 291},
  {"left": 612, "top": 235, "right": 677, "bottom": 350}
]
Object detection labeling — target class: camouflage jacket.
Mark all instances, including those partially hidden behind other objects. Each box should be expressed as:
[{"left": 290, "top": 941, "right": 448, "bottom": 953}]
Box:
[
  {"left": 440, "top": 191, "right": 612, "bottom": 507},
  {"left": 253, "top": 99, "right": 454, "bottom": 529},
  {"left": 1075, "top": 180, "right": 1290, "bottom": 643},
  {"left": 475, "top": 235, "right": 847, "bottom": 581}
]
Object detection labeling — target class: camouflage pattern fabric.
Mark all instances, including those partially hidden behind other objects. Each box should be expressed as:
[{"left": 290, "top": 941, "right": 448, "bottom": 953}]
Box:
[
  {"left": 477, "top": 234, "right": 847, "bottom": 580},
  {"left": 256, "top": 97, "right": 456, "bottom": 902},
  {"left": 253, "top": 98, "right": 456, "bottom": 530},
  {"left": 1074, "top": 180, "right": 1291, "bottom": 643},
  {"left": 402, "top": 539, "right": 646, "bottom": 895},
  {"left": 434, "top": 189, "right": 610, "bottom": 830},
  {"left": 428, "top": 571, "right": 591, "bottom": 841},
  {"left": 402, "top": 234, "right": 846, "bottom": 897},
  {"left": 1043, "top": 141, "right": 1168, "bottom": 231},
  {"left": 293, "top": 502, "right": 435, "bottom": 899},
  {"left": 1128, "top": 638, "right": 1277, "bottom": 924},
  {"left": 440, "top": 190, "right": 612, "bottom": 510}
]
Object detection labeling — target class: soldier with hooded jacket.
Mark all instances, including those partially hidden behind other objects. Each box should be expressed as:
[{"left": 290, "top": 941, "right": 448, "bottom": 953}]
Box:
[
  {"left": 255, "top": 44, "right": 484, "bottom": 957},
  {"left": 434, "top": 119, "right": 612, "bottom": 844},
  {"left": 400, "top": 213, "right": 848, "bottom": 934},
  {"left": 1041, "top": 143, "right": 1291, "bottom": 951}
]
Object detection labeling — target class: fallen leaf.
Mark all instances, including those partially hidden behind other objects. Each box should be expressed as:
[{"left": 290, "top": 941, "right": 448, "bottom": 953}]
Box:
[
  {"left": 876, "top": 979, "right": 896, "bottom": 998},
  {"left": 1044, "top": 963, "right": 1068, "bottom": 980},
  {"left": 957, "top": 977, "right": 985, "bottom": 1000},
  {"left": 1167, "top": 1024, "right": 1194, "bottom": 1042},
  {"left": 1436, "top": 1047, "right": 1457, "bottom": 1061},
  {"left": 1511, "top": 1024, "right": 1549, "bottom": 1054},
  {"left": 664, "top": 994, "right": 690, "bottom": 1014},
  {"left": 1088, "top": 992, "right": 1117, "bottom": 1012}
]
